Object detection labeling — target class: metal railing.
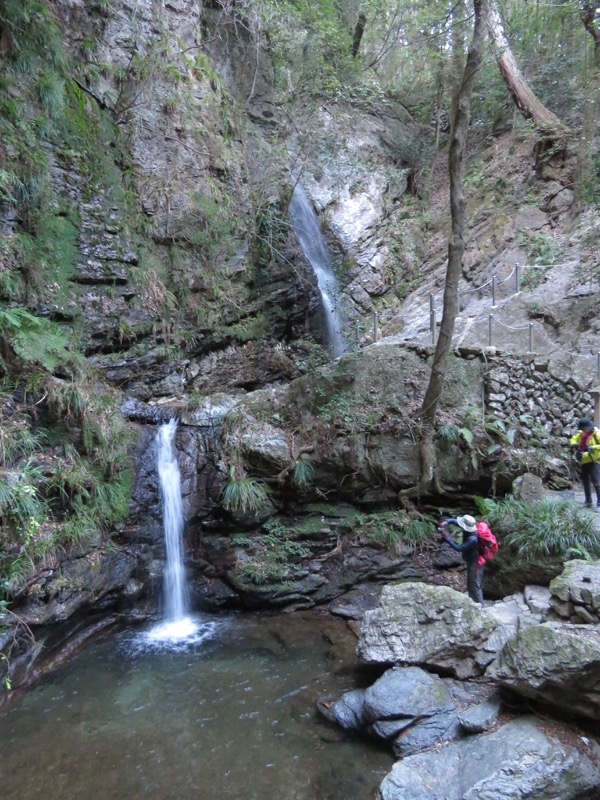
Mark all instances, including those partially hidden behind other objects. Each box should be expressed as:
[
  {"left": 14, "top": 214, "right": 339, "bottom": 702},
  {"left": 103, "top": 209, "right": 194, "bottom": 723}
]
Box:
[{"left": 366, "top": 261, "right": 600, "bottom": 380}]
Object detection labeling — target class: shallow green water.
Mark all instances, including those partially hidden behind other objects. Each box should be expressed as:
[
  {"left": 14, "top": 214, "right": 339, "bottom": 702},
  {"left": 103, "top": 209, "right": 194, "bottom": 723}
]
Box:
[{"left": 0, "top": 612, "right": 390, "bottom": 800}]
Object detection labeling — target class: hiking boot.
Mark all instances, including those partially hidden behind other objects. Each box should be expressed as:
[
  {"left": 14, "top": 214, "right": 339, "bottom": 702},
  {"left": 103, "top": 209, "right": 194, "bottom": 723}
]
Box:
[{"left": 585, "top": 502, "right": 593, "bottom": 508}]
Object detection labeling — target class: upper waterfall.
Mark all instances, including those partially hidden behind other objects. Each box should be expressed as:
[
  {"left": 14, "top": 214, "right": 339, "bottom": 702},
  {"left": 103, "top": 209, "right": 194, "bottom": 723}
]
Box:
[{"left": 289, "top": 183, "right": 347, "bottom": 357}]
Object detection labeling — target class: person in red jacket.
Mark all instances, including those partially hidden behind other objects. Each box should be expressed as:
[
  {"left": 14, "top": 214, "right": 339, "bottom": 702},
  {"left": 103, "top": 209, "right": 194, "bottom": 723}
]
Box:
[{"left": 569, "top": 418, "right": 600, "bottom": 509}]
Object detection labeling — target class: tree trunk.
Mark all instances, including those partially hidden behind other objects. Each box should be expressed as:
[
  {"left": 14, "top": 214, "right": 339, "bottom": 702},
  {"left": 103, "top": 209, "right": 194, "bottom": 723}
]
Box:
[
  {"left": 486, "top": 0, "right": 569, "bottom": 144},
  {"left": 574, "top": 2, "right": 600, "bottom": 211},
  {"left": 401, "top": 0, "right": 487, "bottom": 499},
  {"left": 352, "top": 13, "right": 367, "bottom": 58}
]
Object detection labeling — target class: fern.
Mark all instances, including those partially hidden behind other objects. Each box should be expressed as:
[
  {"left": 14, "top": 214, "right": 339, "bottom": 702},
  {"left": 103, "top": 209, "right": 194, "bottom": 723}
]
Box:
[
  {"left": 293, "top": 460, "right": 314, "bottom": 488},
  {"left": 0, "top": 308, "right": 83, "bottom": 374},
  {"left": 46, "top": 382, "right": 87, "bottom": 420},
  {"left": 36, "top": 71, "right": 65, "bottom": 115},
  {"left": 476, "top": 495, "right": 600, "bottom": 558},
  {"left": 221, "top": 466, "right": 270, "bottom": 514}
]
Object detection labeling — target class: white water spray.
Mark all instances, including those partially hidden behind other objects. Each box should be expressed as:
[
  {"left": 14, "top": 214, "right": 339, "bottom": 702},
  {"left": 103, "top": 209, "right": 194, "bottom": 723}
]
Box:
[
  {"left": 147, "top": 419, "right": 198, "bottom": 644},
  {"left": 289, "top": 183, "right": 346, "bottom": 357}
]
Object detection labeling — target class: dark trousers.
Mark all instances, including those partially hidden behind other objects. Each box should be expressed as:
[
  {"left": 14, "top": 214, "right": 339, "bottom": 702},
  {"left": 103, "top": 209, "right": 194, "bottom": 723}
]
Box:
[
  {"left": 580, "top": 461, "right": 600, "bottom": 505},
  {"left": 466, "top": 560, "right": 484, "bottom": 604}
]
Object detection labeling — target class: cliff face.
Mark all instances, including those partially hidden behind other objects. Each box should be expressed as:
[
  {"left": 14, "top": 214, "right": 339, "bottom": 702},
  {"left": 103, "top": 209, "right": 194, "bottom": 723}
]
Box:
[{"left": 0, "top": 0, "right": 325, "bottom": 400}]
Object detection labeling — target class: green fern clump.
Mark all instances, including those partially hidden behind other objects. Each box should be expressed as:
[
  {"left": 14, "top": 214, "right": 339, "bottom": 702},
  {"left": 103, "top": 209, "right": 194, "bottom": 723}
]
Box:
[
  {"left": 221, "top": 466, "right": 270, "bottom": 514},
  {"left": 293, "top": 459, "right": 314, "bottom": 488},
  {"left": 354, "top": 511, "right": 434, "bottom": 552},
  {"left": 476, "top": 495, "right": 600, "bottom": 558},
  {"left": 0, "top": 308, "right": 84, "bottom": 375},
  {"left": 36, "top": 71, "right": 65, "bottom": 115}
]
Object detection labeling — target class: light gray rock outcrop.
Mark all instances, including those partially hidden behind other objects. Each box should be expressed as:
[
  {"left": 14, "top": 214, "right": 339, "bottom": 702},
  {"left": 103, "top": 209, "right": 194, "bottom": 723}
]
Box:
[
  {"left": 488, "top": 622, "right": 600, "bottom": 721},
  {"left": 548, "top": 559, "right": 600, "bottom": 623},
  {"left": 378, "top": 716, "right": 600, "bottom": 800},
  {"left": 357, "top": 582, "right": 499, "bottom": 678}
]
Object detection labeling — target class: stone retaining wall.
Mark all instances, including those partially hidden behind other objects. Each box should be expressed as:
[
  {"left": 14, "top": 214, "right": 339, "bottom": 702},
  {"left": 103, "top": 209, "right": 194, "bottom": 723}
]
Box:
[{"left": 482, "top": 353, "right": 594, "bottom": 439}]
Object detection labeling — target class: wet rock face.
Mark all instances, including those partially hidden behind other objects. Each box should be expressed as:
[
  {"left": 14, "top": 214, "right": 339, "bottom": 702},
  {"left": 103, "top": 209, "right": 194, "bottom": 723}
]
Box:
[
  {"left": 41, "top": 0, "right": 314, "bottom": 400},
  {"left": 14, "top": 546, "right": 150, "bottom": 627}
]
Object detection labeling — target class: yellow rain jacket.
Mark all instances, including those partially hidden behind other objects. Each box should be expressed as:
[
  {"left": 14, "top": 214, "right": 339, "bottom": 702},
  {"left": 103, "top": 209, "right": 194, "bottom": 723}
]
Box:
[{"left": 569, "top": 427, "right": 600, "bottom": 465}]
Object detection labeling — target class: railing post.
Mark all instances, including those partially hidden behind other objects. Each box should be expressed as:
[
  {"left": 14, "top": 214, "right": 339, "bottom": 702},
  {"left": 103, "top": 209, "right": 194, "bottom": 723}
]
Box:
[
  {"left": 373, "top": 311, "right": 378, "bottom": 342},
  {"left": 491, "top": 275, "right": 497, "bottom": 307},
  {"left": 431, "top": 309, "right": 436, "bottom": 345},
  {"left": 457, "top": 289, "right": 462, "bottom": 314},
  {"left": 488, "top": 314, "right": 493, "bottom": 347},
  {"left": 528, "top": 322, "right": 533, "bottom": 353},
  {"left": 515, "top": 264, "right": 521, "bottom": 294},
  {"left": 429, "top": 294, "right": 435, "bottom": 336}
]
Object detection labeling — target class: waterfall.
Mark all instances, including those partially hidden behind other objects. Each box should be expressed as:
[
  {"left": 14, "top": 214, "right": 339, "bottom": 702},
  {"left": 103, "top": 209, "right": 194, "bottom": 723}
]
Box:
[
  {"left": 157, "top": 419, "right": 188, "bottom": 622},
  {"left": 289, "top": 183, "right": 347, "bottom": 357},
  {"left": 147, "top": 419, "right": 199, "bottom": 644}
]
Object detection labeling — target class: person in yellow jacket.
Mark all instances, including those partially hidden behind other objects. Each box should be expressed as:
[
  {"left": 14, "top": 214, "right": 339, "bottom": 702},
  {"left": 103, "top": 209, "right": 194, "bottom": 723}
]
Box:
[{"left": 569, "top": 418, "right": 600, "bottom": 508}]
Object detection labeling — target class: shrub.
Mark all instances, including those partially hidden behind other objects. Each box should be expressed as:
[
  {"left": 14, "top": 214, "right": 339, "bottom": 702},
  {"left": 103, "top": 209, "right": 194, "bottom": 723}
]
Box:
[
  {"left": 221, "top": 465, "right": 270, "bottom": 514},
  {"left": 476, "top": 495, "right": 600, "bottom": 558},
  {"left": 292, "top": 459, "right": 314, "bottom": 488}
]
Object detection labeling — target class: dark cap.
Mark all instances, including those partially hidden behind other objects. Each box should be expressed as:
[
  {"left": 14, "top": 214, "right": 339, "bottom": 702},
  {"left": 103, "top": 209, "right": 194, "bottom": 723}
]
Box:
[{"left": 578, "top": 418, "right": 594, "bottom": 431}]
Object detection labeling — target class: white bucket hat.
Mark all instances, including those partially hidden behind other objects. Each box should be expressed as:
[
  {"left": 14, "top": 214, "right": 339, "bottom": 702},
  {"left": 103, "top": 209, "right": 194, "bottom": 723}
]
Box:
[{"left": 457, "top": 514, "right": 477, "bottom": 533}]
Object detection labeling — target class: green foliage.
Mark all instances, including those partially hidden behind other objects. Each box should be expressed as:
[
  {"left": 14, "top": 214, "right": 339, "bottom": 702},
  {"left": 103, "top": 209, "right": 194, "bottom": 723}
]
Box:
[
  {"left": 221, "top": 465, "right": 270, "bottom": 514},
  {"left": 17, "top": 210, "right": 80, "bottom": 302},
  {"left": 353, "top": 511, "right": 434, "bottom": 551},
  {"left": 256, "top": 0, "right": 358, "bottom": 101},
  {"left": 0, "top": 420, "right": 44, "bottom": 468},
  {"left": 519, "top": 232, "right": 563, "bottom": 289},
  {"left": 0, "top": 308, "right": 83, "bottom": 375},
  {"left": 174, "top": 194, "right": 242, "bottom": 268},
  {"left": 235, "top": 516, "right": 311, "bottom": 586},
  {"left": 484, "top": 418, "right": 516, "bottom": 448},
  {"left": 0, "top": 0, "right": 66, "bottom": 73},
  {"left": 37, "top": 70, "right": 65, "bottom": 115},
  {"left": 475, "top": 495, "right": 600, "bottom": 559},
  {"left": 0, "top": 383, "right": 135, "bottom": 597},
  {"left": 293, "top": 459, "right": 314, "bottom": 488},
  {"left": 438, "top": 424, "right": 473, "bottom": 449}
]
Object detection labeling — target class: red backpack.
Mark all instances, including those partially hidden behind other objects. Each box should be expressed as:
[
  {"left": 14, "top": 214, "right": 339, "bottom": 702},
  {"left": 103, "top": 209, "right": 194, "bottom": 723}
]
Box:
[{"left": 476, "top": 521, "right": 498, "bottom": 566}]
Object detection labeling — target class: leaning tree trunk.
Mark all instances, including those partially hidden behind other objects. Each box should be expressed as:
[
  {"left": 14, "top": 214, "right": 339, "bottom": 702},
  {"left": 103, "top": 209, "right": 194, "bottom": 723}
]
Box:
[
  {"left": 401, "top": 0, "right": 487, "bottom": 500},
  {"left": 574, "top": 2, "right": 600, "bottom": 212},
  {"left": 486, "top": 0, "right": 569, "bottom": 156},
  {"left": 352, "top": 13, "right": 367, "bottom": 58}
]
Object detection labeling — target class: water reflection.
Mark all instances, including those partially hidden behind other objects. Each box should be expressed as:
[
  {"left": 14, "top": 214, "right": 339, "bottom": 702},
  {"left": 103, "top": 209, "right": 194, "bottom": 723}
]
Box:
[{"left": 0, "top": 612, "right": 390, "bottom": 800}]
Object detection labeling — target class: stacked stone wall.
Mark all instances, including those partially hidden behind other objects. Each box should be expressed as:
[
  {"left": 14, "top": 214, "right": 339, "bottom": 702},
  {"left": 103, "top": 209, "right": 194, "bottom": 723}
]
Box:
[{"left": 483, "top": 354, "right": 594, "bottom": 440}]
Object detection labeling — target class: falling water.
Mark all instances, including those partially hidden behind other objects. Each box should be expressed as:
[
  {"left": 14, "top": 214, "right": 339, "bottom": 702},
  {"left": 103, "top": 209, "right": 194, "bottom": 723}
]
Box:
[
  {"left": 147, "top": 418, "right": 198, "bottom": 644},
  {"left": 289, "top": 183, "right": 347, "bottom": 357}
]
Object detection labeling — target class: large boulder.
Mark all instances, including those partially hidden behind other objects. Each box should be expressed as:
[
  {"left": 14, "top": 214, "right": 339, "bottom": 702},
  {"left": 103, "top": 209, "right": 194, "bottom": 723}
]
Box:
[
  {"left": 378, "top": 716, "right": 600, "bottom": 800},
  {"left": 548, "top": 559, "right": 600, "bottom": 624},
  {"left": 357, "top": 583, "right": 499, "bottom": 678},
  {"left": 487, "top": 622, "right": 600, "bottom": 721},
  {"left": 363, "top": 666, "right": 455, "bottom": 725}
]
